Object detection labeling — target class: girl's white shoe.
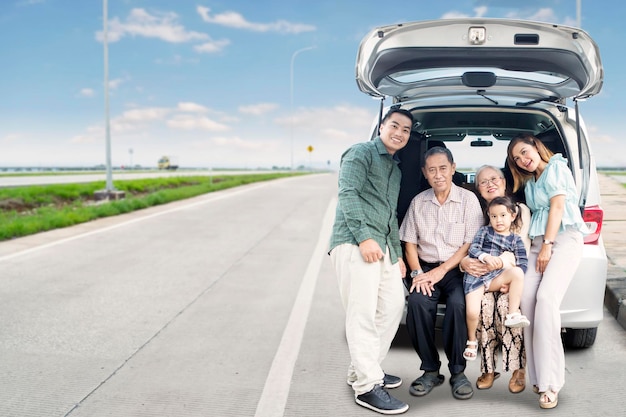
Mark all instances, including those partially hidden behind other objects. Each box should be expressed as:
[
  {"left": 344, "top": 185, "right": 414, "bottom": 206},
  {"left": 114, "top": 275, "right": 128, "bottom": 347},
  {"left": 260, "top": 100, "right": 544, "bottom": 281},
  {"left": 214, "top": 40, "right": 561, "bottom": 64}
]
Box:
[{"left": 505, "top": 312, "right": 530, "bottom": 328}]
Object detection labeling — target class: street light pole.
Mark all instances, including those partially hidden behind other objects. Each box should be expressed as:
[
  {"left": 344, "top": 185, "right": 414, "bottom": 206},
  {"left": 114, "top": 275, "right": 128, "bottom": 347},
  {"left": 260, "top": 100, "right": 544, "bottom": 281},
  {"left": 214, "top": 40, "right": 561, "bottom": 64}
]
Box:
[
  {"left": 290, "top": 46, "right": 316, "bottom": 170},
  {"left": 94, "top": 0, "right": 124, "bottom": 201},
  {"left": 103, "top": 0, "right": 113, "bottom": 191}
]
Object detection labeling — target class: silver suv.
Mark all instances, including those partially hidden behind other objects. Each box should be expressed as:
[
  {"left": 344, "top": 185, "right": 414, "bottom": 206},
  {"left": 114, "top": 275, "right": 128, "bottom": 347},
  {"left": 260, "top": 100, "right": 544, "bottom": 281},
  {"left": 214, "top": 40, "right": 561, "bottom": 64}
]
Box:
[{"left": 355, "top": 18, "right": 606, "bottom": 348}]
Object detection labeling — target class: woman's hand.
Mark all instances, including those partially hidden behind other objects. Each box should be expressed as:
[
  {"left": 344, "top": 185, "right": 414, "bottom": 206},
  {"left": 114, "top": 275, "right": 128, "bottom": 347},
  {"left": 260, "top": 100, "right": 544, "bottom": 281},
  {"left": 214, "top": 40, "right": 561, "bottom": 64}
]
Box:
[
  {"left": 536, "top": 244, "right": 553, "bottom": 273},
  {"left": 537, "top": 194, "right": 563, "bottom": 273}
]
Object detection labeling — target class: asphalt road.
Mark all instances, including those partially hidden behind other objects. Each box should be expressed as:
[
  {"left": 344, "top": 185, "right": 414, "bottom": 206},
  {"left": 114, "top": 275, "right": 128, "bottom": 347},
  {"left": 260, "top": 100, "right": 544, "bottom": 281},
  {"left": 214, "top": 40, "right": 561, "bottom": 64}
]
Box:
[{"left": 0, "top": 173, "right": 624, "bottom": 417}]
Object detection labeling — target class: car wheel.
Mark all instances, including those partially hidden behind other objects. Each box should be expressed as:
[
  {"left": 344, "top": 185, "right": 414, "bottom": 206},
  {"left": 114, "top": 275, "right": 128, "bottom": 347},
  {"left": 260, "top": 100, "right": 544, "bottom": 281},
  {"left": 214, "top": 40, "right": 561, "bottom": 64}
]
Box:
[{"left": 562, "top": 327, "right": 597, "bottom": 348}]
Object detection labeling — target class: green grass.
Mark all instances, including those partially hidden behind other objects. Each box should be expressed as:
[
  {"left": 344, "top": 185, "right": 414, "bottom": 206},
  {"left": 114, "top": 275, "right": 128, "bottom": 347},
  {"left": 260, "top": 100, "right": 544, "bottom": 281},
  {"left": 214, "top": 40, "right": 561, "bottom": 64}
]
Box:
[{"left": 0, "top": 173, "right": 303, "bottom": 241}]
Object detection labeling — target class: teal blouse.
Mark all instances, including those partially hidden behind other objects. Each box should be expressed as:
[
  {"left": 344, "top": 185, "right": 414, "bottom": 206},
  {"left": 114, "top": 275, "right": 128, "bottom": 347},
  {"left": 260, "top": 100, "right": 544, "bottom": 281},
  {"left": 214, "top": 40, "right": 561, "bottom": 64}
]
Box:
[{"left": 524, "top": 154, "right": 588, "bottom": 239}]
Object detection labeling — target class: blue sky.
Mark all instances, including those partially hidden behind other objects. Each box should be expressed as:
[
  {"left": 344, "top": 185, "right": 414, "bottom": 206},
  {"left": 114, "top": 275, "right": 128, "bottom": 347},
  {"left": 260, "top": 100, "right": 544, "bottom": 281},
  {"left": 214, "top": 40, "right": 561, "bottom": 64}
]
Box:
[{"left": 1, "top": 0, "right": 624, "bottom": 169}]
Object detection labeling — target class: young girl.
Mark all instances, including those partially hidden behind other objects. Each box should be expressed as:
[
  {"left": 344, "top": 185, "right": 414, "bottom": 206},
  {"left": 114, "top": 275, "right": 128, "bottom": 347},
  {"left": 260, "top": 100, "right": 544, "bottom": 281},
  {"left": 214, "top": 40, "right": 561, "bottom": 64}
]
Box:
[
  {"left": 463, "top": 196, "right": 529, "bottom": 362},
  {"left": 507, "top": 133, "right": 588, "bottom": 410}
]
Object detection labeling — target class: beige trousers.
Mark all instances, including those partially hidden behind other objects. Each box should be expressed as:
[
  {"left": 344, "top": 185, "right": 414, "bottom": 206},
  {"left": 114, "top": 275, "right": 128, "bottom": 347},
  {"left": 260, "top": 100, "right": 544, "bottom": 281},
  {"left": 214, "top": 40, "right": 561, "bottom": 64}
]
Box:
[
  {"left": 521, "top": 228, "right": 583, "bottom": 394},
  {"left": 330, "top": 243, "right": 404, "bottom": 395}
]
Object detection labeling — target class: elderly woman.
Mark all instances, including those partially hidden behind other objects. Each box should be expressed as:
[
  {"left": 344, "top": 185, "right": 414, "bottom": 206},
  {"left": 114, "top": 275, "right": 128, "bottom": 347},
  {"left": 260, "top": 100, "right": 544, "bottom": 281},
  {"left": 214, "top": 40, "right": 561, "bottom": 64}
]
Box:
[{"left": 460, "top": 165, "right": 530, "bottom": 393}]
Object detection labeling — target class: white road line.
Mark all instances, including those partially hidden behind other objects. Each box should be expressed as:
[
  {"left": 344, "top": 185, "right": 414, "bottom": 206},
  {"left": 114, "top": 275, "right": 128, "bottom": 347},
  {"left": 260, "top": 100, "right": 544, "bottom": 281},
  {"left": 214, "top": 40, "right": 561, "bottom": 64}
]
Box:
[
  {"left": 0, "top": 182, "right": 272, "bottom": 263},
  {"left": 254, "top": 197, "right": 337, "bottom": 417}
]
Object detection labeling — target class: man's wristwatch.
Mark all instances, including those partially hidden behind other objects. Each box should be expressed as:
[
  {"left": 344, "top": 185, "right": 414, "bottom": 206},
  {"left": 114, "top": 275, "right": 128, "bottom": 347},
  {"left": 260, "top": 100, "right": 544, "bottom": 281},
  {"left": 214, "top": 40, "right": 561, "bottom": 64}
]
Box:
[
  {"left": 543, "top": 239, "right": 555, "bottom": 245},
  {"left": 410, "top": 269, "right": 423, "bottom": 278}
]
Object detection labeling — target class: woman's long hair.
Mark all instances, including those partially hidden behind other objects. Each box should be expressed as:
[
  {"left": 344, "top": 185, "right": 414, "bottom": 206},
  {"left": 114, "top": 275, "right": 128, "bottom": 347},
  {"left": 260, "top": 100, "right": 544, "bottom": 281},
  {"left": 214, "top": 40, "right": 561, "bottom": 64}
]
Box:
[{"left": 506, "top": 133, "right": 554, "bottom": 192}]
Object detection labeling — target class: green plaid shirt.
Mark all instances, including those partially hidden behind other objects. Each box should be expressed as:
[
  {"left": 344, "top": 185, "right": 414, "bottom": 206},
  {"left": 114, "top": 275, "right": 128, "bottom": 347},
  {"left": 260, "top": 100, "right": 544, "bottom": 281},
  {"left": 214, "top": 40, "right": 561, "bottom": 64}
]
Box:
[{"left": 329, "top": 137, "right": 403, "bottom": 260}]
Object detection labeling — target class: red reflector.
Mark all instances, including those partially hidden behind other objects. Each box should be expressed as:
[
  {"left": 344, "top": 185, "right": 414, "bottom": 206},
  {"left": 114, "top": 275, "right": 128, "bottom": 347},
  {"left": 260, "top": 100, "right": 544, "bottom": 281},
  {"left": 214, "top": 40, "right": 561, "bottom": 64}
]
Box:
[{"left": 582, "top": 205, "right": 603, "bottom": 244}]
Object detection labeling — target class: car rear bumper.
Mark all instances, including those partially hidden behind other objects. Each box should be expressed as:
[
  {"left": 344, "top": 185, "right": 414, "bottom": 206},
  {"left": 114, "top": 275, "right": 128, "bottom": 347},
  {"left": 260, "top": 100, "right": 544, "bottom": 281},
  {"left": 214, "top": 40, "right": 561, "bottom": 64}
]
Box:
[{"left": 560, "top": 241, "right": 608, "bottom": 329}]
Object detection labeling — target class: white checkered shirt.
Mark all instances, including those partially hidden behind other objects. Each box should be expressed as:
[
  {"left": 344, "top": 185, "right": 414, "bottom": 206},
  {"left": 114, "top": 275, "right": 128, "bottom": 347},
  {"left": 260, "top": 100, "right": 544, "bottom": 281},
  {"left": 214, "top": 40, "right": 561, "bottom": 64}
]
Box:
[{"left": 399, "top": 184, "right": 484, "bottom": 263}]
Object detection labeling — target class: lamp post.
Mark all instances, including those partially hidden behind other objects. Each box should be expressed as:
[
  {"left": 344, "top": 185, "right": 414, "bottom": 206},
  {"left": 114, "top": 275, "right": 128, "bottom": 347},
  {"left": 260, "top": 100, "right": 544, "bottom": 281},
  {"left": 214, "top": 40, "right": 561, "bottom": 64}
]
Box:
[
  {"left": 95, "top": 0, "right": 124, "bottom": 200},
  {"left": 290, "top": 46, "right": 316, "bottom": 170},
  {"left": 103, "top": 0, "right": 113, "bottom": 191}
]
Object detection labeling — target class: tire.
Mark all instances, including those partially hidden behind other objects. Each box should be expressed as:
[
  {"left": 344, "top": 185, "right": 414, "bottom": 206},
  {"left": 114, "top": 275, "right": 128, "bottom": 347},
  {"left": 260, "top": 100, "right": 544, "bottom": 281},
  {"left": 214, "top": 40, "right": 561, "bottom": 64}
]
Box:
[{"left": 561, "top": 327, "right": 597, "bottom": 349}]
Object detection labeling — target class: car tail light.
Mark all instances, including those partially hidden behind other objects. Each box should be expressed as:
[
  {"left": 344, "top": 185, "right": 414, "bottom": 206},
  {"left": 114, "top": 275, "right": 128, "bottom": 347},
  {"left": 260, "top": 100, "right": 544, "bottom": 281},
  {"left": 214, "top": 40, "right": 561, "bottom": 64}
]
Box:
[{"left": 582, "top": 205, "right": 603, "bottom": 244}]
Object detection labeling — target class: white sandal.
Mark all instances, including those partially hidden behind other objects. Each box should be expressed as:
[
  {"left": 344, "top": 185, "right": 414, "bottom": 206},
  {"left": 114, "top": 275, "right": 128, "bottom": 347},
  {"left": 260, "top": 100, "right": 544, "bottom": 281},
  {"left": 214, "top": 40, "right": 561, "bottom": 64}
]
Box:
[
  {"left": 463, "top": 340, "right": 478, "bottom": 361},
  {"left": 505, "top": 312, "right": 530, "bottom": 328},
  {"left": 539, "top": 390, "right": 558, "bottom": 409}
]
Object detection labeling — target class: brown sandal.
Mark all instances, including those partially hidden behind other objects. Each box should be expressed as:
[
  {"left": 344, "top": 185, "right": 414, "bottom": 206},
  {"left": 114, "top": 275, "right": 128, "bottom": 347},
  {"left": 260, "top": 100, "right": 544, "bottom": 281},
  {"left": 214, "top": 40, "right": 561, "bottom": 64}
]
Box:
[
  {"left": 476, "top": 372, "right": 500, "bottom": 389},
  {"left": 508, "top": 369, "right": 526, "bottom": 393}
]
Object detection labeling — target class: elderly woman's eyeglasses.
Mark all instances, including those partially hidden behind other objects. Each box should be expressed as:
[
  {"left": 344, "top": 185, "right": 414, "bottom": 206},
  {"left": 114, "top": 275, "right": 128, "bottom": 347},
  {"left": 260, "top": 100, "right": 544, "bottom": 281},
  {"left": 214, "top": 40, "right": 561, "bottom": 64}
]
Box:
[{"left": 478, "top": 176, "right": 503, "bottom": 187}]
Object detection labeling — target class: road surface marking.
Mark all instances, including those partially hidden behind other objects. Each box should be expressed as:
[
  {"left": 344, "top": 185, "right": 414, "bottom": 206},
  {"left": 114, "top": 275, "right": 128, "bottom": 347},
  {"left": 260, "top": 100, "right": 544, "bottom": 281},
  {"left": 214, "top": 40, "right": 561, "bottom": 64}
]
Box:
[{"left": 254, "top": 197, "right": 336, "bottom": 417}]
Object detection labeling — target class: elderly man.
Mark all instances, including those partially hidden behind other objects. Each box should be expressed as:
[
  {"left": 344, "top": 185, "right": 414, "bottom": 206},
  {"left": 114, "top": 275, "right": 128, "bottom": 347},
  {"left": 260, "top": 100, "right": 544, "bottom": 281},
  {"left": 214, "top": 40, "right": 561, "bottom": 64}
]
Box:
[{"left": 399, "top": 146, "right": 483, "bottom": 400}]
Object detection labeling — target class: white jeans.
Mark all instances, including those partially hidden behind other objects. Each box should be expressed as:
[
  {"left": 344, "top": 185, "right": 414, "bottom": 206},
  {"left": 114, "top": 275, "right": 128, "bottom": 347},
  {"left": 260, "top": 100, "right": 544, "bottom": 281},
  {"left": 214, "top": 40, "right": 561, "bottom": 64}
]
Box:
[
  {"left": 521, "top": 228, "right": 583, "bottom": 394},
  {"left": 330, "top": 243, "right": 404, "bottom": 395}
]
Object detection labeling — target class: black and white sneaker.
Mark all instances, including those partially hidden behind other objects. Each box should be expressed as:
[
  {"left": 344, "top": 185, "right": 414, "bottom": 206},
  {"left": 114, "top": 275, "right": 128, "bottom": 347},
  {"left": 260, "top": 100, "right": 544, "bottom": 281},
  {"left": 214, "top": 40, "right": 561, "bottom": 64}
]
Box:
[
  {"left": 381, "top": 373, "right": 402, "bottom": 389},
  {"left": 355, "top": 385, "right": 409, "bottom": 415},
  {"left": 347, "top": 373, "right": 403, "bottom": 389}
]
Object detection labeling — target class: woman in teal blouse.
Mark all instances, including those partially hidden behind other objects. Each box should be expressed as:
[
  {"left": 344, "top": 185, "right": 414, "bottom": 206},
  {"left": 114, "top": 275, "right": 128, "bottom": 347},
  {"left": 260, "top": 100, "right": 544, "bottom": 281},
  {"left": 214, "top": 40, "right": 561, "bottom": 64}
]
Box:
[{"left": 506, "top": 133, "right": 588, "bottom": 410}]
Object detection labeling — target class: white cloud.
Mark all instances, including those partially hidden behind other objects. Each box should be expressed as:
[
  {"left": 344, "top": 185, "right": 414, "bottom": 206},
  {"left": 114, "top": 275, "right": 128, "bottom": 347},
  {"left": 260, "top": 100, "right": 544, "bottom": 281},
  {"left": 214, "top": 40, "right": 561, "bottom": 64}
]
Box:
[
  {"left": 59, "top": 104, "right": 377, "bottom": 169},
  {"left": 1, "top": 133, "right": 21, "bottom": 142},
  {"left": 515, "top": 8, "right": 557, "bottom": 22},
  {"left": 212, "top": 136, "right": 273, "bottom": 150},
  {"left": 474, "top": 6, "right": 488, "bottom": 18},
  {"left": 70, "top": 134, "right": 97, "bottom": 144},
  {"left": 442, "top": 6, "right": 488, "bottom": 19},
  {"left": 177, "top": 102, "right": 210, "bottom": 113},
  {"left": 193, "top": 38, "right": 231, "bottom": 53},
  {"left": 120, "top": 107, "right": 170, "bottom": 122},
  {"left": 269, "top": 104, "right": 377, "bottom": 168},
  {"left": 96, "top": 8, "right": 210, "bottom": 44},
  {"left": 70, "top": 124, "right": 101, "bottom": 144},
  {"left": 107, "top": 107, "right": 171, "bottom": 133},
  {"left": 586, "top": 125, "right": 626, "bottom": 167},
  {"left": 155, "top": 54, "right": 182, "bottom": 65},
  {"left": 320, "top": 128, "right": 356, "bottom": 142},
  {"left": 239, "top": 103, "right": 279, "bottom": 116},
  {"left": 16, "top": 0, "right": 45, "bottom": 6},
  {"left": 79, "top": 88, "right": 95, "bottom": 98},
  {"left": 109, "top": 78, "right": 125, "bottom": 90},
  {"left": 275, "top": 104, "right": 373, "bottom": 135},
  {"left": 504, "top": 8, "right": 577, "bottom": 26},
  {"left": 440, "top": 11, "right": 468, "bottom": 19},
  {"left": 197, "top": 6, "right": 316, "bottom": 34},
  {"left": 440, "top": 6, "right": 576, "bottom": 26},
  {"left": 166, "top": 115, "right": 230, "bottom": 131}
]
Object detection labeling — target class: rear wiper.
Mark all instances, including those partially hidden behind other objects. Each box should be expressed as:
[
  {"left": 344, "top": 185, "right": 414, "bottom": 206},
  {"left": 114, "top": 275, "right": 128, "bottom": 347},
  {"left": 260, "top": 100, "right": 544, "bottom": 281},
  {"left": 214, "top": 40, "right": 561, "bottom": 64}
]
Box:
[
  {"left": 516, "top": 96, "right": 561, "bottom": 107},
  {"left": 477, "top": 90, "right": 498, "bottom": 105}
]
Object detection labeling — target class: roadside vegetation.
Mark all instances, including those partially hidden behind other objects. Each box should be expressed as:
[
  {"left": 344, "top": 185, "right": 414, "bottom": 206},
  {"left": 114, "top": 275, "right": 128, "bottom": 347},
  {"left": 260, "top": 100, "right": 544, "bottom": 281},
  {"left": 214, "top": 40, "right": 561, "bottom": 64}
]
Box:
[{"left": 0, "top": 173, "right": 303, "bottom": 241}]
